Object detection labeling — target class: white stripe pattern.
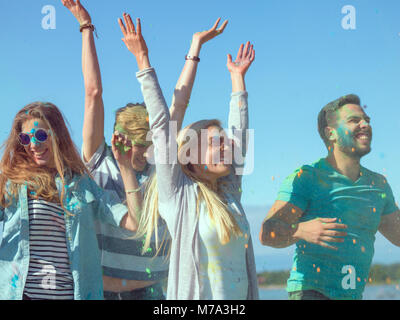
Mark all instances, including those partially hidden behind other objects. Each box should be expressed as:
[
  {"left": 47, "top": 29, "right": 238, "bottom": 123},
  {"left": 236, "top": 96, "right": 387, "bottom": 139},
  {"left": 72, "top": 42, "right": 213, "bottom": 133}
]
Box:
[{"left": 24, "top": 198, "right": 74, "bottom": 300}]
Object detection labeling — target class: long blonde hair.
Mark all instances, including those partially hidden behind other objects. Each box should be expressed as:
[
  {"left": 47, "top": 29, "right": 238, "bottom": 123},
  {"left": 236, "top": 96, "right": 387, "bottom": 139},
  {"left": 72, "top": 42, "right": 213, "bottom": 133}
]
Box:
[
  {"left": 136, "top": 119, "right": 242, "bottom": 255},
  {"left": 0, "top": 102, "right": 90, "bottom": 212}
]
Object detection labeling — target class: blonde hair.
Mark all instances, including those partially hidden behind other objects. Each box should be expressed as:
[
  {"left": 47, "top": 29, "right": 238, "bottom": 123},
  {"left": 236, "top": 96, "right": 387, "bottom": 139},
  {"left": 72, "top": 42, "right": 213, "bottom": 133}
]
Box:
[
  {"left": 114, "top": 103, "right": 150, "bottom": 146},
  {"left": 0, "top": 102, "right": 90, "bottom": 213},
  {"left": 136, "top": 119, "right": 242, "bottom": 255}
]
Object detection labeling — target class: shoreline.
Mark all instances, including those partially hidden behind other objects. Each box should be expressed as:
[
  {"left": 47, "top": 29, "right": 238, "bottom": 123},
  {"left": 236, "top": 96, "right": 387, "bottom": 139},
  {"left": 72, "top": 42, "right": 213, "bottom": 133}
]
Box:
[{"left": 258, "top": 282, "right": 400, "bottom": 290}]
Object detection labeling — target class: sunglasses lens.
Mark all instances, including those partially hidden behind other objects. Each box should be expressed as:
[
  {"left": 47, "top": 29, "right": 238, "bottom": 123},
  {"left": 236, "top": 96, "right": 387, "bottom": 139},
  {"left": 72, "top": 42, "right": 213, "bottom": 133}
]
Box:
[
  {"left": 35, "top": 129, "right": 48, "bottom": 142},
  {"left": 19, "top": 133, "right": 31, "bottom": 146}
]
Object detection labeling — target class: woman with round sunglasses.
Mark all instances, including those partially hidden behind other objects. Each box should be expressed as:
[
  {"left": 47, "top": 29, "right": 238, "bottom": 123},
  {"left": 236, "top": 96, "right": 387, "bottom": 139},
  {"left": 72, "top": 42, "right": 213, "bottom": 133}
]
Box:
[
  {"left": 119, "top": 14, "right": 258, "bottom": 299},
  {"left": 62, "top": 0, "right": 228, "bottom": 300},
  {"left": 0, "top": 102, "right": 139, "bottom": 300}
]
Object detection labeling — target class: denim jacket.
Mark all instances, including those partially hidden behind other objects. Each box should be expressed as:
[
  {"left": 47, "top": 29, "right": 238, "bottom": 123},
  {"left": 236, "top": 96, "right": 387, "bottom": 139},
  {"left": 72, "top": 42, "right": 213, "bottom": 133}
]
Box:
[{"left": 0, "top": 173, "right": 128, "bottom": 300}]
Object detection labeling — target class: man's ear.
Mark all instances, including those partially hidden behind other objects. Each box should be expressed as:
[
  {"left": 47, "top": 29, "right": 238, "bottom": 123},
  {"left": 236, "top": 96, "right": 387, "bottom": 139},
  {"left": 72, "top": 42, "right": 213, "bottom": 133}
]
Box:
[{"left": 325, "top": 126, "right": 337, "bottom": 142}]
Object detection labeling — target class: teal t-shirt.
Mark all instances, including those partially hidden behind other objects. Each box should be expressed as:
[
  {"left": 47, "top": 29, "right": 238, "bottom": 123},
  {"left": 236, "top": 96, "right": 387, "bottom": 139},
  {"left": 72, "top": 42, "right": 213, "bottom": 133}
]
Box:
[{"left": 277, "top": 158, "right": 398, "bottom": 299}]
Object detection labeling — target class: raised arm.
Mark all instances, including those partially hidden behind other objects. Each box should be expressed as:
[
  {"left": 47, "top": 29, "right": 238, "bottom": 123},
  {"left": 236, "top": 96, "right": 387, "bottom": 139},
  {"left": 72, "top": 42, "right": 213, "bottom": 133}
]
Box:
[
  {"left": 111, "top": 132, "right": 141, "bottom": 231},
  {"left": 118, "top": 13, "right": 183, "bottom": 203},
  {"left": 62, "top": 0, "right": 104, "bottom": 162},
  {"left": 225, "top": 42, "right": 254, "bottom": 183},
  {"left": 170, "top": 18, "right": 228, "bottom": 131}
]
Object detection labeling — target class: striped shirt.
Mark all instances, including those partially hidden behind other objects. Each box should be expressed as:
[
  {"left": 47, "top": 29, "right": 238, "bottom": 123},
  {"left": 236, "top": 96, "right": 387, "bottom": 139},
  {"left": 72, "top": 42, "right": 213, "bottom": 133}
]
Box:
[
  {"left": 83, "top": 140, "right": 170, "bottom": 283},
  {"left": 24, "top": 198, "right": 74, "bottom": 300}
]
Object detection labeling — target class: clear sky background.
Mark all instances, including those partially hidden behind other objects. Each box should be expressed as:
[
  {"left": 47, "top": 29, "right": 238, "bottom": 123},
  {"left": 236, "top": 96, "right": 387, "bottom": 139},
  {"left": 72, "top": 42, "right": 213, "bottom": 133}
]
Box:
[{"left": 1, "top": 0, "right": 400, "bottom": 271}]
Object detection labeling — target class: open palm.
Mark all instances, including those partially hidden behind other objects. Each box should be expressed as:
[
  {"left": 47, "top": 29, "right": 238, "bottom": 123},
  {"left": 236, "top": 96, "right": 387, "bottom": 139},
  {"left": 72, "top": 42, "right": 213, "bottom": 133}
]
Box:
[{"left": 227, "top": 41, "right": 255, "bottom": 76}]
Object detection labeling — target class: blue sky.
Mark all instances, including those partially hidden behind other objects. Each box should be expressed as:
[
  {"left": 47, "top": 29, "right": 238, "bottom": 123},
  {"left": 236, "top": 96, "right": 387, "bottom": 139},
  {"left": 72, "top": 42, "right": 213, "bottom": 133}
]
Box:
[{"left": 1, "top": 0, "right": 400, "bottom": 270}]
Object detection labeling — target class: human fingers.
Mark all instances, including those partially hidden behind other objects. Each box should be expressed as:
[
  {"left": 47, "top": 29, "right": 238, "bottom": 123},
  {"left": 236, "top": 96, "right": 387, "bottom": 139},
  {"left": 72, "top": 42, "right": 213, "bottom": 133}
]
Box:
[
  {"left": 323, "top": 223, "right": 348, "bottom": 230},
  {"left": 136, "top": 18, "right": 142, "bottom": 35},
  {"left": 242, "top": 41, "right": 250, "bottom": 58},
  {"left": 217, "top": 20, "right": 228, "bottom": 33},
  {"left": 123, "top": 13, "right": 132, "bottom": 33},
  {"left": 319, "top": 218, "right": 338, "bottom": 223},
  {"left": 211, "top": 17, "right": 221, "bottom": 31},
  {"left": 323, "top": 230, "right": 347, "bottom": 237},
  {"left": 118, "top": 18, "right": 127, "bottom": 37},
  {"left": 227, "top": 54, "right": 233, "bottom": 65},
  {"left": 319, "top": 236, "right": 345, "bottom": 243},
  {"left": 125, "top": 13, "right": 136, "bottom": 33},
  {"left": 62, "top": 0, "right": 74, "bottom": 9},
  {"left": 317, "top": 241, "right": 338, "bottom": 251},
  {"left": 236, "top": 43, "right": 244, "bottom": 60},
  {"left": 249, "top": 47, "right": 255, "bottom": 62},
  {"left": 246, "top": 44, "right": 253, "bottom": 59}
]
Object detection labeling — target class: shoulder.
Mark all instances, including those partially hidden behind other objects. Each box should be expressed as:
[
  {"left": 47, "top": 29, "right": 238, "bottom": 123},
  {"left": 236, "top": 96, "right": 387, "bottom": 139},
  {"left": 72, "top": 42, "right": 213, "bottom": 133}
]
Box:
[
  {"left": 285, "top": 160, "right": 321, "bottom": 181},
  {"left": 361, "top": 166, "right": 387, "bottom": 183}
]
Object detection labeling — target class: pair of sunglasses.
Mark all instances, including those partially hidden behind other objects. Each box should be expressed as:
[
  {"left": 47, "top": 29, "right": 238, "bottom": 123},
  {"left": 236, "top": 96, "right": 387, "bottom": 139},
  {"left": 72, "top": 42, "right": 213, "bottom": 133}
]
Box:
[{"left": 18, "top": 129, "right": 50, "bottom": 146}]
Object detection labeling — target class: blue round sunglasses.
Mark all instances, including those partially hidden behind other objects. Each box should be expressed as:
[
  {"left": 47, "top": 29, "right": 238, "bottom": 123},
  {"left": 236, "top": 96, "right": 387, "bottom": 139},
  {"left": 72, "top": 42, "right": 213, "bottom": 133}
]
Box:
[{"left": 18, "top": 128, "right": 50, "bottom": 146}]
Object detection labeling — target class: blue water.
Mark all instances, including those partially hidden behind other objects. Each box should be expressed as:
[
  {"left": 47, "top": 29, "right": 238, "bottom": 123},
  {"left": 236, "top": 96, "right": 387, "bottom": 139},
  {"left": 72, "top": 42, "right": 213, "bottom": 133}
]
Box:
[{"left": 259, "top": 284, "right": 400, "bottom": 300}]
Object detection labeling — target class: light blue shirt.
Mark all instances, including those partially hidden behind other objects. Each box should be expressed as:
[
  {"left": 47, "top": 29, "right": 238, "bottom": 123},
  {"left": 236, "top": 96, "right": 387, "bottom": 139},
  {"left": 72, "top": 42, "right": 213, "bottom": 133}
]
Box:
[
  {"left": 278, "top": 158, "right": 398, "bottom": 299},
  {"left": 0, "top": 173, "right": 128, "bottom": 300}
]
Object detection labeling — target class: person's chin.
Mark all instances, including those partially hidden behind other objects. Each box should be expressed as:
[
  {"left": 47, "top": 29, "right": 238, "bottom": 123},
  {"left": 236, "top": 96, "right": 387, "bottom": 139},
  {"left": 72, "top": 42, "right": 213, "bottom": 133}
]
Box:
[
  {"left": 35, "top": 159, "right": 51, "bottom": 167},
  {"left": 350, "top": 146, "right": 371, "bottom": 158},
  {"left": 215, "top": 164, "right": 231, "bottom": 178},
  {"left": 133, "top": 162, "right": 147, "bottom": 172}
]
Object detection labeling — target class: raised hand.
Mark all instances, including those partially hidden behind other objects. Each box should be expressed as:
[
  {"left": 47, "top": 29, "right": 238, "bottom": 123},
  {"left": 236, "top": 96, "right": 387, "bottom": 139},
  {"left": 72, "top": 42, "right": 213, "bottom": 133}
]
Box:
[
  {"left": 192, "top": 18, "right": 228, "bottom": 47},
  {"left": 61, "top": 0, "right": 91, "bottom": 25},
  {"left": 227, "top": 41, "right": 255, "bottom": 76},
  {"left": 111, "top": 131, "right": 133, "bottom": 169},
  {"left": 118, "top": 13, "right": 150, "bottom": 70}
]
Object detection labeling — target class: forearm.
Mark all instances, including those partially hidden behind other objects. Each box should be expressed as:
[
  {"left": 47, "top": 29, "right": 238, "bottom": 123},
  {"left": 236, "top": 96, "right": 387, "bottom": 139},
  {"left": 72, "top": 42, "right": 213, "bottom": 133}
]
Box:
[
  {"left": 136, "top": 67, "right": 182, "bottom": 201},
  {"left": 170, "top": 40, "right": 201, "bottom": 130},
  {"left": 228, "top": 89, "right": 248, "bottom": 174},
  {"left": 230, "top": 72, "right": 246, "bottom": 93},
  {"left": 119, "top": 166, "right": 142, "bottom": 231},
  {"left": 260, "top": 218, "right": 299, "bottom": 248},
  {"left": 82, "top": 29, "right": 103, "bottom": 97},
  {"left": 135, "top": 53, "right": 151, "bottom": 72}
]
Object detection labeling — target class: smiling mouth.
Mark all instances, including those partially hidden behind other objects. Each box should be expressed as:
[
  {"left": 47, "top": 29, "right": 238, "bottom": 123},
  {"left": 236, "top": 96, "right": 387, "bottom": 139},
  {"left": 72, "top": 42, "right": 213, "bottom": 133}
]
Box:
[
  {"left": 32, "top": 149, "right": 48, "bottom": 159},
  {"left": 354, "top": 132, "right": 371, "bottom": 142}
]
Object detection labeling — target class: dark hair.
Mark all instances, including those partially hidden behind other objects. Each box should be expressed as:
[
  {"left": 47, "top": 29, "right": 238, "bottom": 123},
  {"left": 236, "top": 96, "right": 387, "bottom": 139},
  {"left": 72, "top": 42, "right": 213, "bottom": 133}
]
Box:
[{"left": 317, "top": 94, "right": 361, "bottom": 147}]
